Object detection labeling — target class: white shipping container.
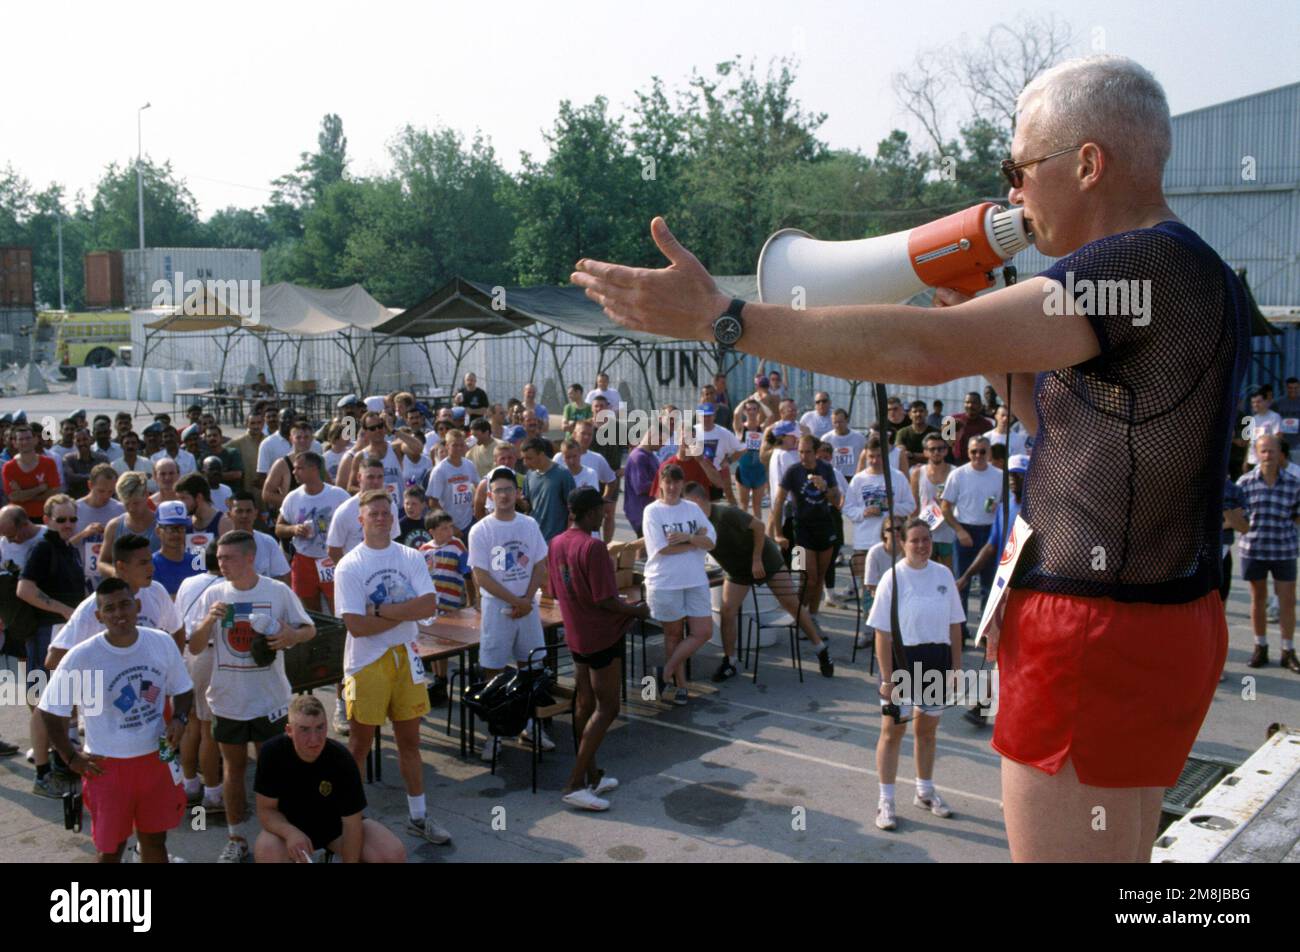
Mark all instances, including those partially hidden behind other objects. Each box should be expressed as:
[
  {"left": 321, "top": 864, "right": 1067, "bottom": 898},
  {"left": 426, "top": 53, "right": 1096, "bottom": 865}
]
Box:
[{"left": 122, "top": 248, "right": 262, "bottom": 310}]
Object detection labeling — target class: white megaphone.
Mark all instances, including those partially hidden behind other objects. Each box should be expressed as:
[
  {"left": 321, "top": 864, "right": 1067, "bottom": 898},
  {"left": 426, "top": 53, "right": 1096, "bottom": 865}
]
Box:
[{"left": 757, "top": 202, "right": 1032, "bottom": 307}]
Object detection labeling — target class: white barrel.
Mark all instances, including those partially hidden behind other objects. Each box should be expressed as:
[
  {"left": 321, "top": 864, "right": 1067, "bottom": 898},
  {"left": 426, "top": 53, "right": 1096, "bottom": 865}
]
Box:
[
  {"left": 87, "top": 368, "right": 110, "bottom": 399},
  {"left": 190, "top": 370, "right": 212, "bottom": 390},
  {"left": 123, "top": 368, "right": 143, "bottom": 402},
  {"left": 75, "top": 368, "right": 89, "bottom": 396},
  {"left": 144, "top": 368, "right": 162, "bottom": 402},
  {"left": 710, "top": 578, "right": 786, "bottom": 649},
  {"left": 161, "top": 371, "right": 178, "bottom": 405}
]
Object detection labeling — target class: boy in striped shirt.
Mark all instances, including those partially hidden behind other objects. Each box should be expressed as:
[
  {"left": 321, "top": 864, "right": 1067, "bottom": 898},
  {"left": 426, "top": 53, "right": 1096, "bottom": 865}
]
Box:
[{"left": 418, "top": 511, "right": 477, "bottom": 702}]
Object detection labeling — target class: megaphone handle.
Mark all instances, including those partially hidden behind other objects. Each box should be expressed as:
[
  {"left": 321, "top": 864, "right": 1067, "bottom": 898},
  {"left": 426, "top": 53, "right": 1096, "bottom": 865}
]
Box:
[{"left": 945, "top": 272, "right": 996, "bottom": 297}]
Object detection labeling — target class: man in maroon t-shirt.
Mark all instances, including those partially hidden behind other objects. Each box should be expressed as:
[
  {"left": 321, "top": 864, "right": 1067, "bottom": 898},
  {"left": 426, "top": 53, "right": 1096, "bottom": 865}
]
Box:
[
  {"left": 2, "top": 423, "right": 62, "bottom": 520},
  {"left": 949, "top": 392, "right": 996, "bottom": 464},
  {"left": 548, "top": 487, "right": 649, "bottom": 812}
]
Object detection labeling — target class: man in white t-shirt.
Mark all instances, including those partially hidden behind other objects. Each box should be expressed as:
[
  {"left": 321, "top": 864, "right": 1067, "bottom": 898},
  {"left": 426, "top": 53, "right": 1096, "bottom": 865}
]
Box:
[
  {"left": 1246, "top": 390, "right": 1283, "bottom": 467},
  {"left": 227, "top": 490, "right": 291, "bottom": 583},
  {"left": 987, "top": 405, "right": 1030, "bottom": 458},
  {"left": 823, "top": 410, "right": 866, "bottom": 484},
  {"left": 583, "top": 372, "right": 622, "bottom": 412},
  {"left": 845, "top": 437, "right": 917, "bottom": 553},
  {"left": 334, "top": 489, "right": 452, "bottom": 846},
  {"left": 425, "top": 429, "right": 480, "bottom": 534},
  {"left": 276, "top": 453, "right": 351, "bottom": 613},
  {"left": 799, "top": 392, "right": 834, "bottom": 439},
  {"left": 327, "top": 457, "right": 401, "bottom": 563},
  {"left": 187, "top": 530, "right": 315, "bottom": 864},
  {"left": 47, "top": 532, "right": 183, "bottom": 671},
  {"left": 174, "top": 546, "right": 225, "bottom": 814},
  {"left": 467, "top": 467, "right": 552, "bottom": 762},
  {"left": 150, "top": 427, "right": 197, "bottom": 477},
  {"left": 693, "top": 403, "right": 743, "bottom": 501},
  {"left": 334, "top": 412, "right": 418, "bottom": 495},
  {"left": 39, "top": 578, "right": 193, "bottom": 863},
  {"left": 940, "top": 435, "right": 1003, "bottom": 639}
]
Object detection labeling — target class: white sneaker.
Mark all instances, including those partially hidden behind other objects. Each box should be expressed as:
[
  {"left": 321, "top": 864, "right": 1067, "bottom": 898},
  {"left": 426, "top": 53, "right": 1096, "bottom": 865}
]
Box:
[
  {"left": 592, "top": 775, "right": 619, "bottom": 796},
  {"left": 823, "top": 591, "right": 842, "bottom": 609},
  {"left": 855, "top": 633, "right": 871, "bottom": 650},
  {"left": 407, "top": 814, "right": 452, "bottom": 845},
  {"left": 520, "top": 721, "right": 556, "bottom": 752},
  {"left": 875, "top": 800, "right": 897, "bottom": 831},
  {"left": 217, "top": 837, "right": 248, "bottom": 863},
  {"left": 914, "top": 791, "right": 952, "bottom": 818},
  {"left": 562, "top": 788, "right": 610, "bottom": 811},
  {"left": 480, "top": 737, "right": 500, "bottom": 763}
]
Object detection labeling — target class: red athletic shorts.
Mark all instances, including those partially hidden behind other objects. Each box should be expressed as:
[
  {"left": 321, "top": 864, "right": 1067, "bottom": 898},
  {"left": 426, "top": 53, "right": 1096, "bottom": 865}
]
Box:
[
  {"left": 291, "top": 552, "right": 334, "bottom": 604},
  {"left": 83, "top": 751, "right": 187, "bottom": 853},
  {"left": 992, "top": 587, "right": 1227, "bottom": 788}
]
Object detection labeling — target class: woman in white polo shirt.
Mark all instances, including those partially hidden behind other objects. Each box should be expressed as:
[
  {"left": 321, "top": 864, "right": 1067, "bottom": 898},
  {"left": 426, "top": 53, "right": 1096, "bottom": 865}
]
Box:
[
  {"left": 865, "top": 517, "right": 964, "bottom": 832},
  {"left": 641, "top": 464, "right": 716, "bottom": 706}
]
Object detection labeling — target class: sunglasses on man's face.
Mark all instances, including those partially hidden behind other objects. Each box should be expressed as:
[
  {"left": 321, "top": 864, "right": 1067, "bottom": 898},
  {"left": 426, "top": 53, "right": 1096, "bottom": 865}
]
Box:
[
  {"left": 364, "top": 423, "right": 385, "bottom": 432},
  {"left": 1000, "top": 145, "right": 1081, "bottom": 189},
  {"left": 969, "top": 449, "right": 989, "bottom": 456},
  {"left": 53, "top": 516, "right": 78, "bottom": 525}
]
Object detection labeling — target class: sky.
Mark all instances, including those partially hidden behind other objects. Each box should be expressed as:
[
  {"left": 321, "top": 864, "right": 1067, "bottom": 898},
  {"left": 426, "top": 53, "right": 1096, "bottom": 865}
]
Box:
[{"left": 7, "top": 0, "right": 1298, "bottom": 217}]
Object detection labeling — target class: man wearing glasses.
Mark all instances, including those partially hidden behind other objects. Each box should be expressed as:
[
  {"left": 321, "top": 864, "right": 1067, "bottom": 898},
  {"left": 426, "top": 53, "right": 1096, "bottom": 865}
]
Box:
[{"left": 799, "top": 392, "right": 835, "bottom": 439}]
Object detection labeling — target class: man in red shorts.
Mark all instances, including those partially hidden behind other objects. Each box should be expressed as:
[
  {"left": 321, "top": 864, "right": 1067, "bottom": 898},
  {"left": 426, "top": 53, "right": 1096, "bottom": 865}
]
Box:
[
  {"left": 38, "top": 578, "right": 194, "bottom": 862},
  {"left": 572, "top": 55, "right": 1248, "bottom": 862}
]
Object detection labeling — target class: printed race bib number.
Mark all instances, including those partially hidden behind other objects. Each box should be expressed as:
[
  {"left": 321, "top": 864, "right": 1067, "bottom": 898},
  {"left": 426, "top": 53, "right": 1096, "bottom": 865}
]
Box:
[
  {"left": 267, "top": 704, "right": 289, "bottom": 724},
  {"left": 834, "top": 447, "right": 852, "bottom": 469},
  {"left": 1284, "top": 418, "right": 1300, "bottom": 435},
  {"left": 920, "top": 502, "right": 944, "bottom": 531},
  {"left": 976, "top": 515, "right": 1033, "bottom": 646},
  {"left": 84, "top": 542, "right": 102, "bottom": 576},
  {"left": 745, "top": 432, "right": 762, "bottom": 452},
  {"left": 405, "top": 641, "right": 425, "bottom": 683},
  {"left": 452, "top": 486, "right": 473, "bottom": 507},
  {"left": 315, "top": 557, "right": 335, "bottom": 584},
  {"left": 186, "top": 533, "right": 211, "bottom": 572}
]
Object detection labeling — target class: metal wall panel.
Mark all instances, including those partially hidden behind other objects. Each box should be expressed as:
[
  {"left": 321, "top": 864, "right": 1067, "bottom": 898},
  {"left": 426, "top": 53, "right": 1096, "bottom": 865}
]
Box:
[{"left": 122, "top": 248, "right": 263, "bottom": 309}]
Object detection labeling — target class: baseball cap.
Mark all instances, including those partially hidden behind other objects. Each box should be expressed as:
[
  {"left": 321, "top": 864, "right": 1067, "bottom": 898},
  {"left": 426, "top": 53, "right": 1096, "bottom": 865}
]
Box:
[
  {"left": 181, "top": 424, "right": 201, "bottom": 441},
  {"left": 12, "top": 410, "right": 26, "bottom": 425},
  {"left": 364, "top": 396, "right": 386, "bottom": 414},
  {"left": 489, "top": 466, "right": 518, "bottom": 485},
  {"left": 1008, "top": 454, "right": 1030, "bottom": 475},
  {"left": 156, "top": 500, "right": 191, "bottom": 526},
  {"left": 773, "top": 421, "right": 797, "bottom": 437},
  {"left": 697, "top": 403, "right": 715, "bottom": 416},
  {"left": 143, "top": 422, "right": 163, "bottom": 435},
  {"left": 336, "top": 393, "right": 361, "bottom": 410},
  {"left": 450, "top": 406, "right": 467, "bottom": 421},
  {"left": 503, "top": 425, "right": 526, "bottom": 443}
]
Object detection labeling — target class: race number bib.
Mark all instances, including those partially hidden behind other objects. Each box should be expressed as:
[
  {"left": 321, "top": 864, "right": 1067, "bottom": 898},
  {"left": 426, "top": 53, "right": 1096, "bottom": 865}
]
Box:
[
  {"left": 315, "top": 557, "right": 335, "bottom": 584},
  {"left": 745, "top": 432, "right": 762, "bottom": 452},
  {"left": 186, "top": 533, "right": 211, "bottom": 572},
  {"left": 1283, "top": 418, "right": 1300, "bottom": 435},
  {"left": 405, "top": 640, "right": 425, "bottom": 683},
  {"left": 919, "top": 502, "right": 944, "bottom": 531},
  {"left": 84, "top": 541, "right": 102, "bottom": 576},
  {"left": 834, "top": 447, "right": 852, "bottom": 470},
  {"left": 452, "top": 482, "right": 473, "bottom": 507}
]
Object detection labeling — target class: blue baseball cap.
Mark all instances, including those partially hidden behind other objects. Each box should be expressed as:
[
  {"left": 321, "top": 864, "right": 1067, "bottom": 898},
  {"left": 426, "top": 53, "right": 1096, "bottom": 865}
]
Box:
[
  {"left": 773, "top": 421, "right": 797, "bottom": 437},
  {"left": 503, "top": 425, "right": 526, "bottom": 443},
  {"left": 450, "top": 406, "right": 467, "bottom": 421},
  {"left": 1008, "top": 454, "right": 1030, "bottom": 475},
  {"left": 697, "top": 403, "right": 716, "bottom": 416},
  {"left": 156, "top": 500, "right": 191, "bottom": 526}
]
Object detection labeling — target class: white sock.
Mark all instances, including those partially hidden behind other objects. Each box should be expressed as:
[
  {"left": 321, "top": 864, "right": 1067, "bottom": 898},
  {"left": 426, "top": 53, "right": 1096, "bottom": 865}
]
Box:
[
  {"left": 1284, "top": 640, "right": 1295, "bottom": 652},
  {"left": 228, "top": 821, "right": 252, "bottom": 841},
  {"left": 335, "top": 696, "right": 346, "bottom": 712},
  {"left": 916, "top": 778, "right": 935, "bottom": 799},
  {"left": 184, "top": 776, "right": 202, "bottom": 795},
  {"left": 1256, "top": 636, "right": 1268, "bottom": 646},
  {"left": 878, "top": 783, "right": 895, "bottom": 804},
  {"left": 407, "top": 794, "right": 426, "bottom": 821},
  {"left": 203, "top": 784, "right": 223, "bottom": 802}
]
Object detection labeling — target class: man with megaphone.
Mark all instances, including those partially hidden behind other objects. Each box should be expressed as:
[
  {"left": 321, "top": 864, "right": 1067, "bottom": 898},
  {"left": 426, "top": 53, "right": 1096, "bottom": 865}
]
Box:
[{"left": 572, "top": 53, "right": 1249, "bottom": 863}]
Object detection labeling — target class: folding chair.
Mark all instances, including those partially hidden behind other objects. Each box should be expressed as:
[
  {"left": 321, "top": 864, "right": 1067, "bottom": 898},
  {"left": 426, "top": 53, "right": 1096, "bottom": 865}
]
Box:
[{"left": 742, "top": 569, "right": 808, "bottom": 684}]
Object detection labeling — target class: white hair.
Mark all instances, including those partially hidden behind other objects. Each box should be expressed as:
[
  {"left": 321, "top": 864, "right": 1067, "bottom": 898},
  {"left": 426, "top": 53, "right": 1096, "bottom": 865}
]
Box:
[{"left": 1016, "top": 54, "right": 1171, "bottom": 180}]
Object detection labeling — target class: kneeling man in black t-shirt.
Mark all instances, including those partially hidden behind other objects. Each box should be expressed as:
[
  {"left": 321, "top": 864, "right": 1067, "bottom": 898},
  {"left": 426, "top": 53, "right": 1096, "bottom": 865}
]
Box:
[{"left": 253, "top": 695, "right": 405, "bottom": 863}]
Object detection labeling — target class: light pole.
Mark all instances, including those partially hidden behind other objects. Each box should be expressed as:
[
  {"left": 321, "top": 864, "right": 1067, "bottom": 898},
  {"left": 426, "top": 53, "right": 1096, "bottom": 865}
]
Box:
[{"left": 137, "top": 102, "right": 151, "bottom": 250}]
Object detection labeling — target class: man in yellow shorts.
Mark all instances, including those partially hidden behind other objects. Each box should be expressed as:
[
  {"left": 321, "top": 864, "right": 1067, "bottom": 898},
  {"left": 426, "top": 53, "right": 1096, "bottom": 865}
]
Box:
[{"left": 334, "top": 489, "right": 452, "bottom": 846}]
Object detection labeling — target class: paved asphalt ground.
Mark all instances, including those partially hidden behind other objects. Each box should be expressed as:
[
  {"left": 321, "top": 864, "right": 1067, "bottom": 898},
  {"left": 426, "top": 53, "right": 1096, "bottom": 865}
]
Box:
[{"left": 1, "top": 387, "right": 1297, "bottom": 862}]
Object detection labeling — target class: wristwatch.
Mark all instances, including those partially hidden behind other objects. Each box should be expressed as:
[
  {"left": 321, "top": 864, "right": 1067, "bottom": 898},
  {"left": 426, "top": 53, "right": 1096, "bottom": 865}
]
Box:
[
  {"left": 712, "top": 298, "right": 746, "bottom": 348},
  {"left": 173, "top": 711, "right": 189, "bottom": 727}
]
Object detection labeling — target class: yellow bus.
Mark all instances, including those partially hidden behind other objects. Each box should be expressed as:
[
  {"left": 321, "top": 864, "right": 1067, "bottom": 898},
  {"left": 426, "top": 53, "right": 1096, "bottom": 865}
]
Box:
[{"left": 47, "top": 311, "right": 132, "bottom": 377}]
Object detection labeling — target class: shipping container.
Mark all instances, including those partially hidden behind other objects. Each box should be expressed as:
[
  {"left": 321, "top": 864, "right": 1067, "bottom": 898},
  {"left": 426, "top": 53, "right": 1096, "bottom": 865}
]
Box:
[
  {"left": 122, "top": 248, "right": 263, "bottom": 310},
  {"left": 0, "top": 307, "right": 37, "bottom": 365},
  {"left": 0, "top": 247, "right": 34, "bottom": 307},
  {"left": 84, "top": 250, "right": 125, "bottom": 308}
]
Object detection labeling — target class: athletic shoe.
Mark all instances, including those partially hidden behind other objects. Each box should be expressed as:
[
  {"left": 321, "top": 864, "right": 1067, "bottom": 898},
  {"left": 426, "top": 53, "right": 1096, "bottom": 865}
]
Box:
[
  {"left": 672, "top": 687, "right": 689, "bottom": 706},
  {"left": 855, "top": 633, "right": 871, "bottom": 650},
  {"left": 823, "top": 591, "right": 843, "bottom": 609},
  {"left": 520, "top": 722, "right": 556, "bottom": 752},
  {"left": 875, "top": 800, "right": 897, "bottom": 831},
  {"left": 816, "top": 646, "right": 834, "bottom": 678},
  {"left": 710, "top": 659, "right": 738, "bottom": 683},
  {"left": 480, "top": 737, "right": 500, "bottom": 763},
  {"left": 25, "top": 748, "right": 34, "bottom": 764},
  {"left": 32, "top": 773, "right": 67, "bottom": 799},
  {"left": 217, "top": 838, "right": 249, "bottom": 864},
  {"left": 562, "top": 788, "right": 610, "bottom": 812},
  {"left": 0, "top": 738, "right": 20, "bottom": 757},
  {"left": 50, "top": 750, "right": 75, "bottom": 781},
  {"left": 915, "top": 792, "right": 952, "bottom": 818},
  {"left": 407, "top": 814, "right": 452, "bottom": 845},
  {"left": 1281, "top": 649, "right": 1300, "bottom": 674},
  {"left": 592, "top": 774, "right": 619, "bottom": 796},
  {"left": 1249, "top": 645, "right": 1269, "bottom": 668},
  {"left": 963, "top": 704, "right": 989, "bottom": 727}
]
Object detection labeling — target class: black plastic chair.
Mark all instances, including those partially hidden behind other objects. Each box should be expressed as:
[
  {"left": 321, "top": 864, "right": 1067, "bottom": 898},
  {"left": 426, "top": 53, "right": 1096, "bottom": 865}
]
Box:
[{"left": 742, "top": 569, "right": 809, "bottom": 684}]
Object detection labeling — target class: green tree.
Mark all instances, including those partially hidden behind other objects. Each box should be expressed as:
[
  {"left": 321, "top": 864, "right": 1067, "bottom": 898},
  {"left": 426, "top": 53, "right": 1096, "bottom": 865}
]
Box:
[{"left": 85, "top": 158, "right": 202, "bottom": 251}]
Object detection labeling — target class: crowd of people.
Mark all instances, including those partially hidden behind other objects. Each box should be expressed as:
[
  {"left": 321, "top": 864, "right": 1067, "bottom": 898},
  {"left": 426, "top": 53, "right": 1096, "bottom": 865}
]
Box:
[{"left": 0, "top": 359, "right": 1291, "bottom": 860}]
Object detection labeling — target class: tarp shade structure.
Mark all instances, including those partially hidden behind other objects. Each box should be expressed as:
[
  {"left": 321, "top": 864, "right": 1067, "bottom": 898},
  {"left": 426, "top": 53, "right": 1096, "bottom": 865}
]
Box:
[
  {"left": 374, "top": 276, "right": 757, "bottom": 345},
  {"left": 134, "top": 282, "right": 399, "bottom": 412}
]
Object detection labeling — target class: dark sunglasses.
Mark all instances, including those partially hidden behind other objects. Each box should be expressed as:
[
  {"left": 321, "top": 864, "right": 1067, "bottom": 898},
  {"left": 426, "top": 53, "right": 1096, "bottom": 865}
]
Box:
[
  {"left": 364, "top": 423, "right": 385, "bottom": 431},
  {"left": 969, "top": 449, "right": 989, "bottom": 456},
  {"left": 53, "top": 516, "right": 79, "bottom": 525},
  {"left": 1000, "top": 145, "right": 1080, "bottom": 189},
  {"left": 815, "top": 398, "right": 829, "bottom": 404}
]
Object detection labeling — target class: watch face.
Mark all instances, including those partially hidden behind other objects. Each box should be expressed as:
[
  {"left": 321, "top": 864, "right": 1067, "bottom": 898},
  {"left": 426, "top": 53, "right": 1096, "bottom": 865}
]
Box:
[{"left": 714, "top": 315, "right": 742, "bottom": 346}]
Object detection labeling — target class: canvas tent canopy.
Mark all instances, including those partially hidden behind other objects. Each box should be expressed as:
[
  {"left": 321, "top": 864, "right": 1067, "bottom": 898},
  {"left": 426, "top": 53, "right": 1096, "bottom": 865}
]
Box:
[{"left": 132, "top": 282, "right": 403, "bottom": 411}]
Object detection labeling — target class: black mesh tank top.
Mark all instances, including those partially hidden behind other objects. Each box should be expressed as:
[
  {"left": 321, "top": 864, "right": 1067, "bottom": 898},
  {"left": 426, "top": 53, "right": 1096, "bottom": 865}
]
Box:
[{"left": 1012, "top": 221, "right": 1250, "bottom": 604}]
